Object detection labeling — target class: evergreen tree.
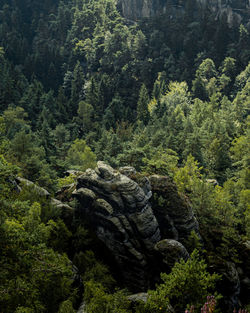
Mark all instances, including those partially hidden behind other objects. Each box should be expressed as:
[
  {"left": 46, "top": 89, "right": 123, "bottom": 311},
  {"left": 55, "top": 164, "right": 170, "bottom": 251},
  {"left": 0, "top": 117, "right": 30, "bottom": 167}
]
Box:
[
  {"left": 137, "top": 84, "right": 150, "bottom": 124},
  {"left": 66, "top": 138, "right": 96, "bottom": 171}
]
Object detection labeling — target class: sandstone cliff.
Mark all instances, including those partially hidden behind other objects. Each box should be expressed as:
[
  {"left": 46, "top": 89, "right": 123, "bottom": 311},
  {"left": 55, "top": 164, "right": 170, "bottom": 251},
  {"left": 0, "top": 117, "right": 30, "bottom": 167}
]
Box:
[{"left": 117, "top": 0, "right": 250, "bottom": 26}]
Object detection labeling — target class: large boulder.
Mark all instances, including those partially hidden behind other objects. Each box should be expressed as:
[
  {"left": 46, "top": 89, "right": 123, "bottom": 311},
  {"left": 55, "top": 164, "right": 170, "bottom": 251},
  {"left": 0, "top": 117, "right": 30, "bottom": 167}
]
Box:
[{"left": 154, "top": 239, "right": 189, "bottom": 269}]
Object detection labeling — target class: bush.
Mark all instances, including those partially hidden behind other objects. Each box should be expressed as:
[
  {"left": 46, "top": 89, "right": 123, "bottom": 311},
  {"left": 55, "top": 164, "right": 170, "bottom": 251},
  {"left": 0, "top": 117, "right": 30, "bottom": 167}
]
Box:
[{"left": 143, "top": 250, "right": 220, "bottom": 313}]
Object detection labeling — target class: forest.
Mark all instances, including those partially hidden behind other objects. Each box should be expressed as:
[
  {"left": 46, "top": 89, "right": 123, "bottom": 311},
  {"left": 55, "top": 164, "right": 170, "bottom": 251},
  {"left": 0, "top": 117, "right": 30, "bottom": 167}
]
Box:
[{"left": 0, "top": 0, "right": 249, "bottom": 312}]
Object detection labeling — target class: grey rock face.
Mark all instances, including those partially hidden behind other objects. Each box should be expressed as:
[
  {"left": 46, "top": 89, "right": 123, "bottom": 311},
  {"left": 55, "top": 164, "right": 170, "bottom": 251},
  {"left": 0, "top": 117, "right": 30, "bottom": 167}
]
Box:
[
  {"left": 155, "top": 239, "right": 189, "bottom": 268},
  {"left": 15, "top": 177, "right": 50, "bottom": 198},
  {"left": 51, "top": 198, "right": 74, "bottom": 224},
  {"left": 119, "top": 166, "right": 137, "bottom": 177},
  {"left": 15, "top": 177, "right": 75, "bottom": 225},
  {"left": 74, "top": 161, "right": 161, "bottom": 290},
  {"left": 217, "top": 261, "right": 241, "bottom": 311},
  {"left": 73, "top": 162, "right": 199, "bottom": 291},
  {"left": 127, "top": 292, "right": 175, "bottom": 312},
  {"left": 117, "top": 0, "right": 250, "bottom": 26},
  {"left": 149, "top": 175, "right": 199, "bottom": 243},
  {"left": 127, "top": 292, "right": 148, "bottom": 303}
]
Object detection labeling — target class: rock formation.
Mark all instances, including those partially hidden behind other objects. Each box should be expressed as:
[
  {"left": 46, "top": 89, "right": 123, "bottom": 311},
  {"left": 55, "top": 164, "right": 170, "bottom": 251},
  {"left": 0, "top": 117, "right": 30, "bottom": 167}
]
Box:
[
  {"left": 117, "top": 0, "right": 250, "bottom": 27},
  {"left": 238, "top": 241, "right": 250, "bottom": 307},
  {"left": 155, "top": 239, "right": 189, "bottom": 268},
  {"left": 15, "top": 176, "right": 75, "bottom": 225},
  {"left": 149, "top": 175, "right": 199, "bottom": 243},
  {"left": 73, "top": 161, "right": 199, "bottom": 290},
  {"left": 15, "top": 177, "right": 50, "bottom": 198},
  {"left": 73, "top": 162, "right": 160, "bottom": 290}
]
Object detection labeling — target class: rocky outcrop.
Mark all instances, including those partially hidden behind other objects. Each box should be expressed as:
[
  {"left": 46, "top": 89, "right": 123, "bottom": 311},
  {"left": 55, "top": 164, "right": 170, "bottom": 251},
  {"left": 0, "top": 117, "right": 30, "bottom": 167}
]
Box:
[
  {"left": 73, "top": 162, "right": 160, "bottom": 290},
  {"left": 149, "top": 175, "right": 199, "bottom": 243},
  {"left": 73, "top": 162, "right": 198, "bottom": 291},
  {"left": 14, "top": 164, "right": 199, "bottom": 291},
  {"left": 51, "top": 198, "right": 75, "bottom": 224},
  {"left": 117, "top": 0, "right": 250, "bottom": 26},
  {"left": 127, "top": 292, "right": 175, "bottom": 312},
  {"left": 15, "top": 177, "right": 50, "bottom": 198},
  {"left": 77, "top": 302, "right": 86, "bottom": 313},
  {"left": 55, "top": 182, "right": 76, "bottom": 202},
  {"left": 127, "top": 292, "right": 148, "bottom": 303},
  {"left": 15, "top": 177, "right": 75, "bottom": 225},
  {"left": 215, "top": 260, "right": 241, "bottom": 311}
]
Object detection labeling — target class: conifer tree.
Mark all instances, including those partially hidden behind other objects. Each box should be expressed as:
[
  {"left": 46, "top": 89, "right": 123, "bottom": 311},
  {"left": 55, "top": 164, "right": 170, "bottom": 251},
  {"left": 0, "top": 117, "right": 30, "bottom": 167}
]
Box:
[{"left": 137, "top": 83, "right": 150, "bottom": 125}]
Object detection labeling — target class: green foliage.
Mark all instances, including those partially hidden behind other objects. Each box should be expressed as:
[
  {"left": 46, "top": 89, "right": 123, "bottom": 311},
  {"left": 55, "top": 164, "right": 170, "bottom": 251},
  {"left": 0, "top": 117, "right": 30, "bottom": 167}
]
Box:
[
  {"left": 83, "top": 280, "right": 131, "bottom": 313},
  {"left": 0, "top": 154, "right": 19, "bottom": 199},
  {"left": 73, "top": 250, "right": 116, "bottom": 290},
  {"left": 174, "top": 153, "right": 243, "bottom": 262},
  {"left": 77, "top": 100, "right": 94, "bottom": 133},
  {"left": 161, "top": 81, "right": 191, "bottom": 111},
  {"left": 0, "top": 46, "right": 4, "bottom": 58},
  {"left": 243, "top": 189, "right": 250, "bottom": 238},
  {"left": 47, "top": 218, "right": 72, "bottom": 253},
  {"left": 58, "top": 300, "right": 76, "bottom": 313},
  {"left": 1, "top": 106, "right": 29, "bottom": 139},
  {"left": 174, "top": 154, "right": 202, "bottom": 193},
  {"left": 230, "top": 120, "right": 250, "bottom": 179},
  {"left": 142, "top": 148, "right": 179, "bottom": 177},
  {"left": 184, "top": 230, "right": 203, "bottom": 254},
  {"left": 14, "top": 307, "right": 34, "bottom": 313},
  {"left": 0, "top": 159, "right": 77, "bottom": 312},
  {"left": 57, "top": 174, "right": 77, "bottom": 189},
  {"left": 0, "top": 197, "right": 76, "bottom": 313},
  {"left": 143, "top": 250, "right": 220, "bottom": 313},
  {"left": 66, "top": 138, "right": 97, "bottom": 171},
  {"left": 192, "top": 58, "right": 217, "bottom": 100},
  {"left": 137, "top": 84, "right": 150, "bottom": 124}
]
